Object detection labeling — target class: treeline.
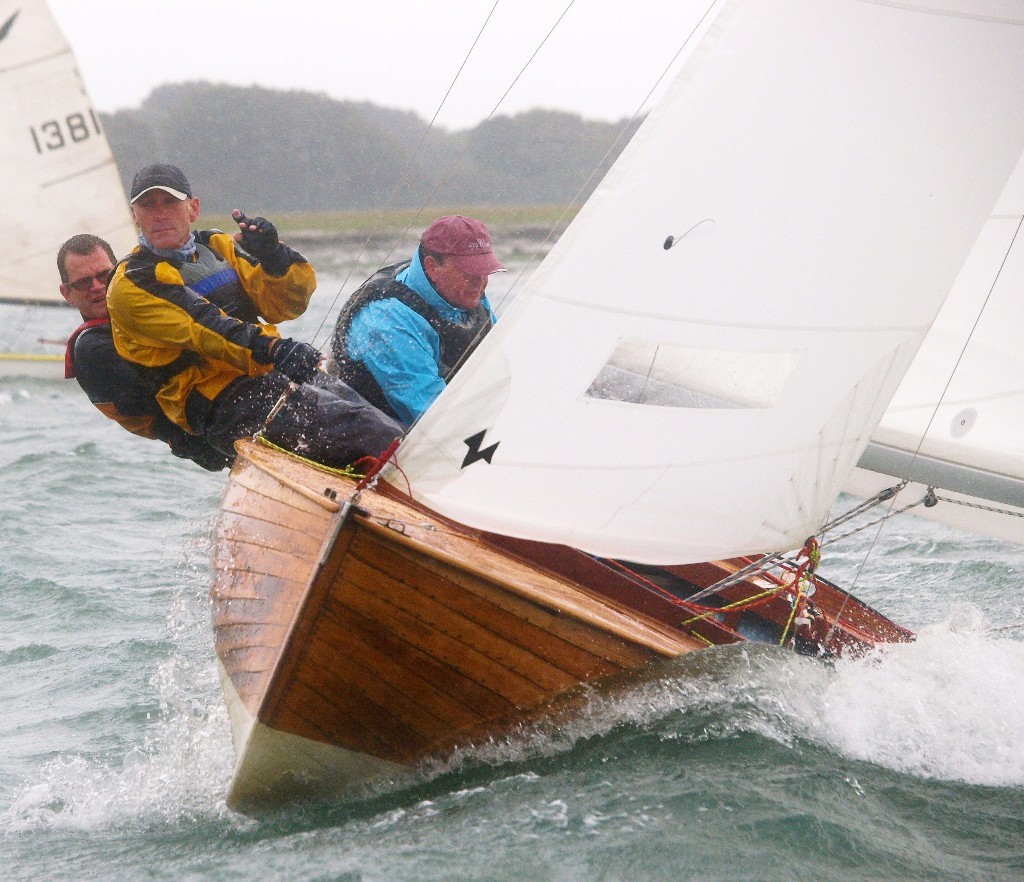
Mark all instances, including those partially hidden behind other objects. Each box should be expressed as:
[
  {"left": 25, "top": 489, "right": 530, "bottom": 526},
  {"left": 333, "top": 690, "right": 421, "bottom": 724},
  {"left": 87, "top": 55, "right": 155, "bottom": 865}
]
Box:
[{"left": 101, "top": 83, "right": 642, "bottom": 214}]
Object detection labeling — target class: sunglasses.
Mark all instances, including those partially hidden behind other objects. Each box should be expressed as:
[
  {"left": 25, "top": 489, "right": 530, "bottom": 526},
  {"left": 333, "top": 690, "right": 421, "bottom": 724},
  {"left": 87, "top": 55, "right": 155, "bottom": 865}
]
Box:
[{"left": 66, "top": 270, "right": 112, "bottom": 293}]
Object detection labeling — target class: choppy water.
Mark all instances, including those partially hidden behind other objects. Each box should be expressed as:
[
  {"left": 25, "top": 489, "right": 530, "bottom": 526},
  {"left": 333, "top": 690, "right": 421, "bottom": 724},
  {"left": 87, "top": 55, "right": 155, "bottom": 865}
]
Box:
[{"left": 1, "top": 254, "right": 1022, "bottom": 881}]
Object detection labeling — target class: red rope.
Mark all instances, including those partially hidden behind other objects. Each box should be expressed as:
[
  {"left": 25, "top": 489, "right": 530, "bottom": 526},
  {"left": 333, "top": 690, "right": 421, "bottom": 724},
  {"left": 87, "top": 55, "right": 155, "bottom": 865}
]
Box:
[{"left": 353, "top": 438, "right": 401, "bottom": 492}]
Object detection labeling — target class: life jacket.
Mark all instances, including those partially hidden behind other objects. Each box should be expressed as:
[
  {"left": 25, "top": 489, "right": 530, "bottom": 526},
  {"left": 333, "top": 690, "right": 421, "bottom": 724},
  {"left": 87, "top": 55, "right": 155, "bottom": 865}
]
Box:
[
  {"left": 128, "top": 240, "right": 252, "bottom": 392},
  {"left": 181, "top": 238, "right": 252, "bottom": 321},
  {"left": 64, "top": 317, "right": 109, "bottom": 379},
  {"left": 330, "top": 260, "right": 493, "bottom": 419}
]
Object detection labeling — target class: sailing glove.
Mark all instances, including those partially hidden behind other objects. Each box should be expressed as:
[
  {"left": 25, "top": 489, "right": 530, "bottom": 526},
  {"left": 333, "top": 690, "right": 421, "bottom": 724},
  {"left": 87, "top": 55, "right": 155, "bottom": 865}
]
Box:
[
  {"left": 271, "top": 338, "right": 323, "bottom": 385},
  {"left": 234, "top": 212, "right": 280, "bottom": 258},
  {"left": 234, "top": 211, "right": 305, "bottom": 276},
  {"left": 168, "top": 431, "right": 234, "bottom": 471}
]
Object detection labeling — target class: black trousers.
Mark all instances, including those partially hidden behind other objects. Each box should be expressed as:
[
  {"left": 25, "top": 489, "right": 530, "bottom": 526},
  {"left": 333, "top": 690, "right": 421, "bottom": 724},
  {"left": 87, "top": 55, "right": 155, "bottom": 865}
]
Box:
[{"left": 200, "top": 371, "right": 402, "bottom": 469}]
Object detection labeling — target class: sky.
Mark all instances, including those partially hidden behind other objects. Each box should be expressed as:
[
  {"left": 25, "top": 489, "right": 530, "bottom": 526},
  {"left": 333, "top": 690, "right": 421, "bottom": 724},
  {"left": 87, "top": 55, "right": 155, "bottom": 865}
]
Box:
[{"left": 47, "top": 0, "right": 710, "bottom": 130}]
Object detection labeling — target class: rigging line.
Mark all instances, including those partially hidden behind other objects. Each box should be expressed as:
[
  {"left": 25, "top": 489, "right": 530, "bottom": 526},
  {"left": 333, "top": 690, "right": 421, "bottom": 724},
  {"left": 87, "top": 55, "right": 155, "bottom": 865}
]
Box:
[
  {"left": 933, "top": 493, "right": 1024, "bottom": 519},
  {"left": 817, "top": 483, "right": 904, "bottom": 535},
  {"left": 377, "top": 0, "right": 584, "bottom": 441},
  {"left": 825, "top": 214, "right": 1024, "bottom": 639},
  {"left": 639, "top": 344, "right": 661, "bottom": 404},
  {"left": 493, "top": 0, "right": 722, "bottom": 313},
  {"left": 397, "top": 0, "right": 581, "bottom": 253},
  {"left": 684, "top": 485, "right": 905, "bottom": 604},
  {"left": 820, "top": 492, "right": 936, "bottom": 546},
  {"left": 329, "top": 0, "right": 583, "bottom": 350},
  {"left": 882, "top": 213, "right": 1024, "bottom": 501},
  {"left": 306, "top": 0, "right": 503, "bottom": 350}
]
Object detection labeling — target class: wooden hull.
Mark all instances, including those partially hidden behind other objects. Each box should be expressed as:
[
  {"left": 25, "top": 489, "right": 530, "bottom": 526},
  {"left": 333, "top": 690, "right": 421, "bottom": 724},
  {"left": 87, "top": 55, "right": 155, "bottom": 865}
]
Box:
[{"left": 212, "top": 441, "right": 911, "bottom": 808}]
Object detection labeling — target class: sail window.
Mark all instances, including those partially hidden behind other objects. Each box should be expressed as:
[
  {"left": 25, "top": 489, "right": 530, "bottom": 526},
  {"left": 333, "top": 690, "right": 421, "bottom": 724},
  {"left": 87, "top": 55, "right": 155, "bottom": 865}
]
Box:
[{"left": 585, "top": 340, "right": 801, "bottom": 409}]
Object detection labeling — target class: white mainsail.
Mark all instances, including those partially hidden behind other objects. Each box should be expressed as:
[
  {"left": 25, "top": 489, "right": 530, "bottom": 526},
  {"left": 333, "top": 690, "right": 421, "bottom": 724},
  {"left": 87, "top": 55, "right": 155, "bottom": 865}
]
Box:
[
  {"left": 848, "top": 150, "right": 1024, "bottom": 543},
  {"left": 393, "top": 0, "right": 1024, "bottom": 564},
  {"left": 0, "top": 0, "right": 134, "bottom": 307}
]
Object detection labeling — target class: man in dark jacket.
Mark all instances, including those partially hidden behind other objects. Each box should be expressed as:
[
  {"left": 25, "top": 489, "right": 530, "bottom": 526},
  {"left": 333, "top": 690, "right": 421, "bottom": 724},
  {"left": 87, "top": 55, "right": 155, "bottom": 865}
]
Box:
[
  {"left": 330, "top": 215, "right": 504, "bottom": 426},
  {"left": 58, "top": 233, "right": 231, "bottom": 470}
]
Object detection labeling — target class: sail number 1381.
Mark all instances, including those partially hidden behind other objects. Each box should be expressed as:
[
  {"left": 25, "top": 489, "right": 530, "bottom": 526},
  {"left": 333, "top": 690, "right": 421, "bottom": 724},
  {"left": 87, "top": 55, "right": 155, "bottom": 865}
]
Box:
[{"left": 29, "top": 109, "right": 103, "bottom": 153}]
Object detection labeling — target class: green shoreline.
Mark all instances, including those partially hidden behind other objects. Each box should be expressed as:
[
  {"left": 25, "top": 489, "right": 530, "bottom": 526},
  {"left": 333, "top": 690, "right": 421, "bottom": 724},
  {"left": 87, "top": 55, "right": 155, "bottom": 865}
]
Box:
[{"left": 206, "top": 204, "right": 578, "bottom": 242}]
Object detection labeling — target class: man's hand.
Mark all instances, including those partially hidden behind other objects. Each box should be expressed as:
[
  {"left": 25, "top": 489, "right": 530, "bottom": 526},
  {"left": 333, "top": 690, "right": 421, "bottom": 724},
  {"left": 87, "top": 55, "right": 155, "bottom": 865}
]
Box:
[
  {"left": 232, "top": 209, "right": 280, "bottom": 258},
  {"left": 270, "top": 338, "right": 323, "bottom": 385}
]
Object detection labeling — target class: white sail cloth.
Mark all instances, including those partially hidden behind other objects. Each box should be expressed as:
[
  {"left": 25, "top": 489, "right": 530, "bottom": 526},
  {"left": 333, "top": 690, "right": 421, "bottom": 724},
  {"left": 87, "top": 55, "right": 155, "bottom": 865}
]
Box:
[
  {"left": 0, "top": 0, "right": 135, "bottom": 306},
  {"left": 849, "top": 150, "right": 1024, "bottom": 543},
  {"left": 393, "top": 0, "right": 1024, "bottom": 563}
]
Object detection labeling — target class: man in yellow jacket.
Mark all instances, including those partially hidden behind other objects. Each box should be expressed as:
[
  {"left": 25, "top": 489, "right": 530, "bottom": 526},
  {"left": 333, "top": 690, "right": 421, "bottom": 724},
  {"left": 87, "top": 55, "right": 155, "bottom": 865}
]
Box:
[{"left": 107, "top": 163, "right": 400, "bottom": 468}]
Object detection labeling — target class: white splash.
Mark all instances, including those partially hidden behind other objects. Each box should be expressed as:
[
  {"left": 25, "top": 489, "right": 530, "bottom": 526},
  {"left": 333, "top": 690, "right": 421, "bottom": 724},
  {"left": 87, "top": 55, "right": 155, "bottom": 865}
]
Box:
[
  {"left": 3, "top": 537, "right": 240, "bottom": 832},
  {"left": 4, "top": 653, "right": 237, "bottom": 832},
  {"left": 425, "top": 603, "right": 1024, "bottom": 790},
  {"left": 809, "top": 603, "right": 1024, "bottom": 787}
]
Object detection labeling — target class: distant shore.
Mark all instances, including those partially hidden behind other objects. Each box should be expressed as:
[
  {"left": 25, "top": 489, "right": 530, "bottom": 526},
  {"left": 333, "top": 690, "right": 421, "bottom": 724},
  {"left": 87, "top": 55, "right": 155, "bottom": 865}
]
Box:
[{"left": 205, "top": 205, "right": 577, "bottom": 253}]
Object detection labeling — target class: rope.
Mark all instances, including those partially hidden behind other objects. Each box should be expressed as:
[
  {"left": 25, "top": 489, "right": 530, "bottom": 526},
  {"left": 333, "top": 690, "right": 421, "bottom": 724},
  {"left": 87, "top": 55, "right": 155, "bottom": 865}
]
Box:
[
  {"left": 253, "top": 434, "right": 365, "bottom": 480},
  {"left": 777, "top": 537, "right": 819, "bottom": 646},
  {"left": 933, "top": 492, "right": 1024, "bottom": 519},
  {"left": 353, "top": 437, "right": 401, "bottom": 498},
  {"left": 603, "top": 556, "right": 806, "bottom": 636},
  {"left": 308, "top": 1, "right": 506, "bottom": 350}
]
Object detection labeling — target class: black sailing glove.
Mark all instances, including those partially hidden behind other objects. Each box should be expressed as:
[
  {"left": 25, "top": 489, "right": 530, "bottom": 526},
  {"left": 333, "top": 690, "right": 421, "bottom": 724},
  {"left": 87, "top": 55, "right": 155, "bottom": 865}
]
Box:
[
  {"left": 168, "top": 429, "right": 234, "bottom": 471},
  {"left": 271, "top": 338, "right": 323, "bottom": 385},
  {"left": 234, "top": 211, "right": 280, "bottom": 259}
]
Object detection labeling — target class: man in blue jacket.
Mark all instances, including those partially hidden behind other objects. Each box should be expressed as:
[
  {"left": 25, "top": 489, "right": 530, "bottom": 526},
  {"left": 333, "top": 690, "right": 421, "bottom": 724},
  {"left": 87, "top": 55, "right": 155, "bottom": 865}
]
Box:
[{"left": 329, "top": 216, "right": 504, "bottom": 426}]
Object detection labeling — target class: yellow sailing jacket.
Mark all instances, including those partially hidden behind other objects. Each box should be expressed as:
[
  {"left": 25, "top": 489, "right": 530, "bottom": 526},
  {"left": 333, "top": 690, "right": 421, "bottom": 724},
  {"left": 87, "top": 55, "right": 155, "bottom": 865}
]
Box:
[{"left": 106, "top": 230, "right": 316, "bottom": 432}]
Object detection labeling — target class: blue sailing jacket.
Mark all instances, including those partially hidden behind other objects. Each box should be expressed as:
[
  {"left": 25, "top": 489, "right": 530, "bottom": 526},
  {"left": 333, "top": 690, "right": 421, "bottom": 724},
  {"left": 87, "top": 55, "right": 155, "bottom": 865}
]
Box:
[{"left": 343, "top": 251, "right": 495, "bottom": 425}]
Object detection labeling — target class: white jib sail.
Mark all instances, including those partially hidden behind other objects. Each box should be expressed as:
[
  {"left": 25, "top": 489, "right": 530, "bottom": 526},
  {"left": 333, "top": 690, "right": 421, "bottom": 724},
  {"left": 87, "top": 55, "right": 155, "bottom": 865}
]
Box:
[
  {"left": 848, "top": 148, "right": 1024, "bottom": 544},
  {"left": 394, "top": 0, "right": 1024, "bottom": 564},
  {"left": 0, "top": 0, "right": 135, "bottom": 306}
]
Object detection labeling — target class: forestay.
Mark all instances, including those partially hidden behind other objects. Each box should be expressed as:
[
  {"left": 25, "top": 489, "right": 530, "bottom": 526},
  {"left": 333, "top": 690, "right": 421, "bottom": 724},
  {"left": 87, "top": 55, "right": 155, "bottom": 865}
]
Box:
[
  {"left": 849, "top": 149, "right": 1024, "bottom": 544},
  {"left": 394, "top": 0, "right": 1024, "bottom": 564},
  {"left": 0, "top": 0, "right": 135, "bottom": 306}
]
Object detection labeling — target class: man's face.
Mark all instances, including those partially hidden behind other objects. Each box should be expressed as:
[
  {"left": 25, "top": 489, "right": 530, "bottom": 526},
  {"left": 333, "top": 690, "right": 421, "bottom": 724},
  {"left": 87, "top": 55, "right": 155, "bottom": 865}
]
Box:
[
  {"left": 424, "top": 255, "right": 489, "bottom": 310},
  {"left": 130, "top": 190, "right": 200, "bottom": 250},
  {"left": 59, "top": 248, "right": 115, "bottom": 321}
]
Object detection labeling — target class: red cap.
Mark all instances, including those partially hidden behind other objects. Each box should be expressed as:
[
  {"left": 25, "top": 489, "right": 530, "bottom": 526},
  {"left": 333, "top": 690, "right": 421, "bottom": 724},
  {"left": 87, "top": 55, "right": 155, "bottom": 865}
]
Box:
[{"left": 421, "top": 215, "right": 505, "bottom": 275}]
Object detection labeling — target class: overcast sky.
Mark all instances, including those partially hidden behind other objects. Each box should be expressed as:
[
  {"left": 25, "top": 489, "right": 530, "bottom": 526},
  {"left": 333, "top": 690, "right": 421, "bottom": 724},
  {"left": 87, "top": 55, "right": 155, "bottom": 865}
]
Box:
[{"left": 48, "top": 0, "right": 710, "bottom": 130}]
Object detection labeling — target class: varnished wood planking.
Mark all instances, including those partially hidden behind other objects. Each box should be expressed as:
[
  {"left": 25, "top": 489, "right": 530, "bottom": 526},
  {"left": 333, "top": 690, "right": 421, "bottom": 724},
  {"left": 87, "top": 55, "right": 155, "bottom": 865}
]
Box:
[
  {"left": 229, "top": 460, "right": 336, "bottom": 517},
  {"left": 302, "top": 617, "right": 488, "bottom": 732},
  {"left": 317, "top": 595, "right": 524, "bottom": 717},
  {"left": 343, "top": 551, "right": 609, "bottom": 693},
  {"left": 213, "top": 539, "right": 321, "bottom": 584},
  {"left": 284, "top": 629, "right": 465, "bottom": 753},
  {"left": 274, "top": 663, "right": 432, "bottom": 763},
  {"left": 213, "top": 622, "right": 290, "bottom": 652},
  {"left": 211, "top": 572, "right": 305, "bottom": 607},
  {"left": 219, "top": 494, "right": 326, "bottom": 542},
  {"left": 256, "top": 515, "right": 359, "bottom": 727},
  {"left": 348, "top": 533, "right": 636, "bottom": 678},
  {"left": 216, "top": 644, "right": 279, "bottom": 673},
  {"left": 218, "top": 510, "right": 322, "bottom": 558},
  {"left": 210, "top": 596, "right": 302, "bottom": 629},
  {"left": 374, "top": 533, "right": 668, "bottom": 666},
  {"left": 331, "top": 566, "right": 565, "bottom": 709}
]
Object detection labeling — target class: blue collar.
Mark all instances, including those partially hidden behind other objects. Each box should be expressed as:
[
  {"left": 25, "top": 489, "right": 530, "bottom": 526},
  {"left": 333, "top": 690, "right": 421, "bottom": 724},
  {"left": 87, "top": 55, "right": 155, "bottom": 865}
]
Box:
[{"left": 139, "top": 232, "right": 198, "bottom": 263}]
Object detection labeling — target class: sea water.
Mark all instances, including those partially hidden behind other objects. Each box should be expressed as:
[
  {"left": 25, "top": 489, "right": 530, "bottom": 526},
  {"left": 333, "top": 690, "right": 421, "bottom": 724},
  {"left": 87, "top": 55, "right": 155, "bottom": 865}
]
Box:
[{"left": 1, "top": 250, "right": 1022, "bottom": 881}]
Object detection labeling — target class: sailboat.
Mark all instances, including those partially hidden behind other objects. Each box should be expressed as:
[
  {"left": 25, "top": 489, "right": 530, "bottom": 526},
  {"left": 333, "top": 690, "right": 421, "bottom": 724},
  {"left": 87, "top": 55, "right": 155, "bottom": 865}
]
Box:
[
  {"left": 211, "top": 0, "right": 1024, "bottom": 808},
  {"left": 0, "top": 0, "right": 135, "bottom": 378},
  {"left": 849, "top": 150, "right": 1024, "bottom": 544}
]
